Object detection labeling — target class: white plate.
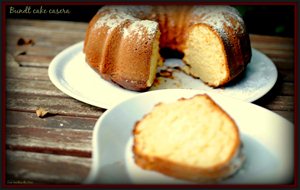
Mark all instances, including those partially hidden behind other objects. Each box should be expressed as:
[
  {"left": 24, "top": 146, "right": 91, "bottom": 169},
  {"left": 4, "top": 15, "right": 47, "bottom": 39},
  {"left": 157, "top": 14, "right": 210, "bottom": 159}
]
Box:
[
  {"left": 48, "top": 42, "right": 277, "bottom": 109},
  {"left": 85, "top": 89, "right": 294, "bottom": 184}
]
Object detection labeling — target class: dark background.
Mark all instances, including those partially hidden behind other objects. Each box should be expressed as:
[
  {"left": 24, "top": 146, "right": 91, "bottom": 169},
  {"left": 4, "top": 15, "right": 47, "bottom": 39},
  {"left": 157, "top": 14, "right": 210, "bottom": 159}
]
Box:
[{"left": 6, "top": 5, "right": 294, "bottom": 38}]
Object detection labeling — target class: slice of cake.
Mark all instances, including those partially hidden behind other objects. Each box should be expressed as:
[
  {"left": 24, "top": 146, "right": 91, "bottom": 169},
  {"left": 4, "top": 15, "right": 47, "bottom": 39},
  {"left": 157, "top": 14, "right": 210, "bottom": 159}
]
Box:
[{"left": 132, "top": 94, "right": 245, "bottom": 183}]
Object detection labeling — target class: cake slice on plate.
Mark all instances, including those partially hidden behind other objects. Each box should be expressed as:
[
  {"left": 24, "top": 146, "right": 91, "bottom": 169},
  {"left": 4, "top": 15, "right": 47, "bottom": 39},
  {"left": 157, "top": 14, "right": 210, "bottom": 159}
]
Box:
[{"left": 132, "top": 94, "right": 245, "bottom": 183}]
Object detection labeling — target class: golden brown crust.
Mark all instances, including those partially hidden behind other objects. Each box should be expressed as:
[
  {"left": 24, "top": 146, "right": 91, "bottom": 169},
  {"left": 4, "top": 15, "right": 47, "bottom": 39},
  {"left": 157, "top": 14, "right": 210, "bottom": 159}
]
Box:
[
  {"left": 216, "top": 18, "right": 251, "bottom": 86},
  {"left": 84, "top": 6, "right": 252, "bottom": 91},
  {"left": 133, "top": 152, "right": 240, "bottom": 182},
  {"left": 110, "top": 25, "right": 157, "bottom": 91},
  {"left": 132, "top": 94, "right": 242, "bottom": 182}
]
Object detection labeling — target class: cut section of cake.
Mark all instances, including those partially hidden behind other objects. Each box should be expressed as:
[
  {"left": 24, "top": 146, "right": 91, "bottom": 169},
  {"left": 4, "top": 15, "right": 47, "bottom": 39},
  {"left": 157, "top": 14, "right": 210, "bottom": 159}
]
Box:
[
  {"left": 132, "top": 94, "right": 245, "bottom": 183},
  {"left": 83, "top": 6, "right": 252, "bottom": 91}
]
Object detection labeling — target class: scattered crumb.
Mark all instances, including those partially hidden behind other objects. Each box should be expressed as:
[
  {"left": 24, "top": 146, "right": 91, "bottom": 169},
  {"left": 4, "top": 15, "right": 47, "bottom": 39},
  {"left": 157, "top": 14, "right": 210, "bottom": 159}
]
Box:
[
  {"left": 18, "top": 51, "right": 27, "bottom": 55},
  {"left": 14, "top": 48, "right": 28, "bottom": 57},
  {"left": 175, "top": 81, "right": 182, "bottom": 88},
  {"left": 153, "top": 77, "right": 160, "bottom": 87},
  {"left": 172, "top": 80, "right": 182, "bottom": 88},
  {"left": 173, "top": 66, "right": 181, "bottom": 70},
  {"left": 17, "top": 38, "right": 26, "bottom": 46},
  {"left": 17, "top": 38, "right": 35, "bottom": 46},
  {"left": 157, "top": 69, "right": 174, "bottom": 79},
  {"left": 36, "top": 107, "right": 49, "bottom": 118},
  {"left": 36, "top": 107, "right": 56, "bottom": 118},
  {"left": 60, "top": 123, "right": 64, "bottom": 127}
]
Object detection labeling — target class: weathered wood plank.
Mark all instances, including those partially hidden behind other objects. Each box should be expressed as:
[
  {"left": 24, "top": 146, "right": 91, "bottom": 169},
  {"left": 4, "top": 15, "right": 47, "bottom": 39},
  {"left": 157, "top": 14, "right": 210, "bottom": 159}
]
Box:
[
  {"left": 6, "top": 36, "right": 83, "bottom": 56},
  {"left": 6, "top": 92, "right": 104, "bottom": 118},
  {"left": 7, "top": 65, "right": 49, "bottom": 81},
  {"left": 7, "top": 19, "right": 88, "bottom": 32},
  {"left": 250, "top": 35, "right": 294, "bottom": 71},
  {"left": 7, "top": 110, "right": 97, "bottom": 131},
  {"left": 6, "top": 78, "right": 66, "bottom": 97},
  {"left": 6, "top": 31, "right": 84, "bottom": 51},
  {"left": 7, "top": 24, "right": 85, "bottom": 39},
  {"left": 255, "top": 50, "right": 293, "bottom": 61},
  {"left": 278, "top": 82, "right": 294, "bottom": 96},
  {"left": 250, "top": 35, "right": 293, "bottom": 57},
  {"left": 7, "top": 44, "right": 72, "bottom": 58},
  {"left": 8, "top": 60, "right": 52, "bottom": 68},
  {"left": 7, "top": 125, "right": 92, "bottom": 157},
  {"left": 14, "top": 54, "right": 54, "bottom": 65},
  {"left": 279, "top": 69, "right": 294, "bottom": 82},
  {"left": 250, "top": 34, "right": 293, "bottom": 46},
  {"left": 251, "top": 42, "right": 293, "bottom": 51},
  {"left": 6, "top": 150, "right": 91, "bottom": 184},
  {"left": 271, "top": 59, "right": 294, "bottom": 70},
  {"left": 6, "top": 74, "right": 293, "bottom": 115},
  {"left": 255, "top": 95, "right": 294, "bottom": 111}
]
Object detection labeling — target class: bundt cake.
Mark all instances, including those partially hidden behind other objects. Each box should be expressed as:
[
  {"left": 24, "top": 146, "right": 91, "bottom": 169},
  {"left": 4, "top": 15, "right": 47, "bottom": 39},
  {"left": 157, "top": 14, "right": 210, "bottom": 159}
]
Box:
[
  {"left": 84, "top": 6, "right": 251, "bottom": 91},
  {"left": 132, "top": 94, "right": 245, "bottom": 183}
]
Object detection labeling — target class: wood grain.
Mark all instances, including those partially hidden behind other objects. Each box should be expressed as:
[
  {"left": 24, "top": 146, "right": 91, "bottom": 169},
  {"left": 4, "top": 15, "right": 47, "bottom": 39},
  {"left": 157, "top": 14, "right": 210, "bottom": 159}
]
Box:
[
  {"left": 6, "top": 150, "right": 91, "bottom": 184},
  {"left": 7, "top": 110, "right": 97, "bottom": 131},
  {"left": 7, "top": 125, "right": 92, "bottom": 157},
  {"left": 7, "top": 79, "right": 66, "bottom": 96},
  {"left": 7, "top": 92, "right": 104, "bottom": 118},
  {"left": 5, "top": 19, "right": 295, "bottom": 184}
]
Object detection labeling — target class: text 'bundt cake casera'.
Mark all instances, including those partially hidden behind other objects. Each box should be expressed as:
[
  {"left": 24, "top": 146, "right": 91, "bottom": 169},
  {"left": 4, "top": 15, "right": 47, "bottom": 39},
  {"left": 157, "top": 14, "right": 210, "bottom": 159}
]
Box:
[
  {"left": 84, "top": 6, "right": 252, "bottom": 91},
  {"left": 132, "top": 94, "right": 245, "bottom": 183}
]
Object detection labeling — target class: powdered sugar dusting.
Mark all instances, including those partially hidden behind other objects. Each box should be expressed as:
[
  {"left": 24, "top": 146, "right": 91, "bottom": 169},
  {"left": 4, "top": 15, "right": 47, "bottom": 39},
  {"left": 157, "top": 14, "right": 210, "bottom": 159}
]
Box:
[
  {"left": 139, "top": 20, "right": 158, "bottom": 38},
  {"left": 94, "top": 6, "right": 157, "bottom": 37},
  {"left": 123, "top": 20, "right": 158, "bottom": 40},
  {"left": 94, "top": 5, "right": 244, "bottom": 38},
  {"left": 191, "top": 6, "right": 245, "bottom": 33},
  {"left": 93, "top": 11, "right": 136, "bottom": 33},
  {"left": 192, "top": 6, "right": 241, "bottom": 18}
]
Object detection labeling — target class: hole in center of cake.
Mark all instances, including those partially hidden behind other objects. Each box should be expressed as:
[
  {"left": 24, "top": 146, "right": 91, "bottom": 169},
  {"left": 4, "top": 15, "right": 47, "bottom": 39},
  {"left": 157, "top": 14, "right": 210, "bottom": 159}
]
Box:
[{"left": 160, "top": 48, "right": 184, "bottom": 59}]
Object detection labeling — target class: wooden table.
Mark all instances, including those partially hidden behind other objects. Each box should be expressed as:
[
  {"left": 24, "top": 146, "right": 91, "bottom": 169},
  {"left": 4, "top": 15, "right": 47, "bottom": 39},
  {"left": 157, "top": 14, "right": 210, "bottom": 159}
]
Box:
[{"left": 5, "top": 19, "right": 294, "bottom": 184}]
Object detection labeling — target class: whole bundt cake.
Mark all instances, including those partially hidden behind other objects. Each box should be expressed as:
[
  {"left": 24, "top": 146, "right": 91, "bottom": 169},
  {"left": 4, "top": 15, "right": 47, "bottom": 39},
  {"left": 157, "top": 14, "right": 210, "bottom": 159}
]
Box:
[{"left": 84, "top": 5, "right": 252, "bottom": 91}]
